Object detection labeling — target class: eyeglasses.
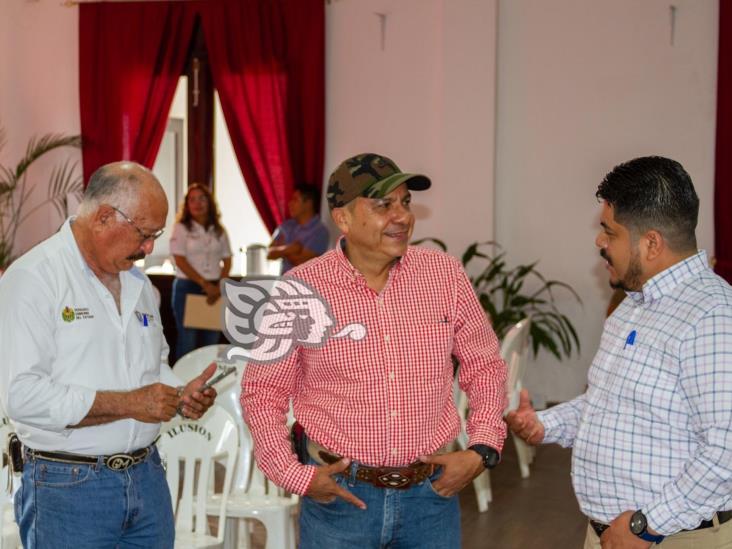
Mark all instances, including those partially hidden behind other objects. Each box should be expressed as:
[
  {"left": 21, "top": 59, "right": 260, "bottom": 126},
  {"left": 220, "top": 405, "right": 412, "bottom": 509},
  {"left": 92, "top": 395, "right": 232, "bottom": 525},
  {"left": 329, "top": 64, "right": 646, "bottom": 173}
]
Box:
[{"left": 110, "top": 205, "right": 165, "bottom": 242}]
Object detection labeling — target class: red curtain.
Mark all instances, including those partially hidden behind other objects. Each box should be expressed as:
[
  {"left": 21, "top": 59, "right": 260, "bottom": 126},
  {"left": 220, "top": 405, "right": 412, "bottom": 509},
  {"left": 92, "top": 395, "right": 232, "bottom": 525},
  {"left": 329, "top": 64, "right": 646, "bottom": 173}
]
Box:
[
  {"left": 79, "top": 0, "right": 325, "bottom": 233},
  {"left": 79, "top": 3, "right": 196, "bottom": 183},
  {"left": 715, "top": 0, "right": 732, "bottom": 283},
  {"left": 199, "top": 0, "right": 324, "bottom": 231}
]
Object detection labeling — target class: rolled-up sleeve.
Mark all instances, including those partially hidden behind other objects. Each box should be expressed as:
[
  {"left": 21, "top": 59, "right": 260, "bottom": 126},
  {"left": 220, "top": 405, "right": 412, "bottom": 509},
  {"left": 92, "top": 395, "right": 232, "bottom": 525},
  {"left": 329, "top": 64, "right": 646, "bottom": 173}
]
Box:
[
  {"left": 536, "top": 395, "right": 586, "bottom": 448},
  {"left": 453, "top": 266, "right": 508, "bottom": 452},
  {"left": 0, "top": 268, "right": 96, "bottom": 431},
  {"left": 241, "top": 348, "right": 317, "bottom": 495}
]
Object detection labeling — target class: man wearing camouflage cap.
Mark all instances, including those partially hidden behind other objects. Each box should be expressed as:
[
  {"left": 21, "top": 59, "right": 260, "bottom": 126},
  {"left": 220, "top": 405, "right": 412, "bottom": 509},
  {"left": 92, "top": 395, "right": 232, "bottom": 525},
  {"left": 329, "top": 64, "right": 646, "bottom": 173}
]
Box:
[{"left": 242, "top": 153, "right": 507, "bottom": 547}]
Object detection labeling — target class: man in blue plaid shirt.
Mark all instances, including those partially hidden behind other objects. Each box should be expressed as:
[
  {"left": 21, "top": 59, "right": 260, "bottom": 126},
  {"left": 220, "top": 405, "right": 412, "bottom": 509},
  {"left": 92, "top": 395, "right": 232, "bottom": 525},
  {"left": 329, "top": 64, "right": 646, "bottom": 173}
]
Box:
[{"left": 507, "top": 156, "right": 732, "bottom": 548}]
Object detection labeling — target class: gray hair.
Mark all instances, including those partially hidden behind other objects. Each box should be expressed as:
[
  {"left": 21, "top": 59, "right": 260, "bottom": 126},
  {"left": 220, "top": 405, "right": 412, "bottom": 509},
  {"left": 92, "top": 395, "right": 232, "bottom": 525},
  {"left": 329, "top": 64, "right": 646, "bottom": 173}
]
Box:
[{"left": 78, "top": 161, "right": 151, "bottom": 217}]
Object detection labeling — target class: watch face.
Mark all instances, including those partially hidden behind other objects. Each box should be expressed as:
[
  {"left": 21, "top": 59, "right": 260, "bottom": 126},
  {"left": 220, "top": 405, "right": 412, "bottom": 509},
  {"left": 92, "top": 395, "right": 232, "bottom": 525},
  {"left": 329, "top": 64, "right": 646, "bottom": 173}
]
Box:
[{"left": 630, "top": 511, "right": 647, "bottom": 535}]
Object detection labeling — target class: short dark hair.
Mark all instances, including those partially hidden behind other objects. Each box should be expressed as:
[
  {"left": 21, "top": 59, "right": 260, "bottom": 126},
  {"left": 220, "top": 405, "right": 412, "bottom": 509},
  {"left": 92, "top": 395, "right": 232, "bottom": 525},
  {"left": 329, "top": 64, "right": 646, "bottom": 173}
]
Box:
[
  {"left": 294, "top": 183, "right": 321, "bottom": 210},
  {"left": 596, "top": 156, "right": 699, "bottom": 252}
]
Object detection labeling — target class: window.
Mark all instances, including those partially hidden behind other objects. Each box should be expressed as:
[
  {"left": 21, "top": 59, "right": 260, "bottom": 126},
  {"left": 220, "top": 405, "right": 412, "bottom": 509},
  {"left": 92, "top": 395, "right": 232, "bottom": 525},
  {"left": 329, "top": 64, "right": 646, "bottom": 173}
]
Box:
[{"left": 149, "top": 77, "right": 280, "bottom": 275}]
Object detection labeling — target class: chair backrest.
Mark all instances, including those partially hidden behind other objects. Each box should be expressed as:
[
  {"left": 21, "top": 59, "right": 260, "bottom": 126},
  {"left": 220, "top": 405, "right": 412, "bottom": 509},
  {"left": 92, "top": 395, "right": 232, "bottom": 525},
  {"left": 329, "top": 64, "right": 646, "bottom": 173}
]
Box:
[
  {"left": 0, "top": 417, "right": 19, "bottom": 500},
  {"left": 158, "top": 405, "right": 239, "bottom": 543},
  {"left": 501, "top": 318, "right": 532, "bottom": 412},
  {"left": 453, "top": 318, "right": 532, "bottom": 432},
  {"left": 173, "top": 345, "right": 253, "bottom": 493}
]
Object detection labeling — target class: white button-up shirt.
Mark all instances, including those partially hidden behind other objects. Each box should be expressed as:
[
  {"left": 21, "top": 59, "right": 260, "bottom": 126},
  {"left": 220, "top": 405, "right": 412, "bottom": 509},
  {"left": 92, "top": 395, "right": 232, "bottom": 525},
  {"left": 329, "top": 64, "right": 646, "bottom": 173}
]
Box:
[
  {"left": 169, "top": 221, "right": 232, "bottom": 281},
  {"left": 0, "top": 219, "right": 182, "bottom": 454},
  {"left": 538, "top": 251, "right": 732, "bottom": 535}
]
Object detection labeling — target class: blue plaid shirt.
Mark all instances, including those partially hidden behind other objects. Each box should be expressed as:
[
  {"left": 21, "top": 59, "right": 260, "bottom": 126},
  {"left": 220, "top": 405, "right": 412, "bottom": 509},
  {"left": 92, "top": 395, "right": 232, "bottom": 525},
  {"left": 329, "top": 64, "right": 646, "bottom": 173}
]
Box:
[{"left": 538, "top": 250, "right": 732, "bottom": 535}]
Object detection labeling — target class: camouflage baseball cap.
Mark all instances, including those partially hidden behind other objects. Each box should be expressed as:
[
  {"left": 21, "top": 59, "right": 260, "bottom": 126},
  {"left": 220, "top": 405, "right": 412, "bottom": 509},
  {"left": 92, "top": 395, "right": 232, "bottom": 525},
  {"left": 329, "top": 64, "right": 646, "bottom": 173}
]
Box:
[{"left": 326, "top": 153, "right": 431, "bottom": 209}]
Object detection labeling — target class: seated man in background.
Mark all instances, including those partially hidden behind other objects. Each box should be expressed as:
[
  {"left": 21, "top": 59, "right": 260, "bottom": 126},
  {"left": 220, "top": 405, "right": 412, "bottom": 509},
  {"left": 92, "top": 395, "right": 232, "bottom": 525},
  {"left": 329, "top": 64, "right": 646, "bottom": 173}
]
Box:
[
  {"left": 0, "top": 161, "right": 218, "bottom": 548},
  {"left": 243, "top": 153, "right": 507, "bottom": 548},
  {"left": 507, "top": 156, "right": 732, "bottom": 548},
  {"left": 267, "top": 183, "right": 330, "bottom": 273}
]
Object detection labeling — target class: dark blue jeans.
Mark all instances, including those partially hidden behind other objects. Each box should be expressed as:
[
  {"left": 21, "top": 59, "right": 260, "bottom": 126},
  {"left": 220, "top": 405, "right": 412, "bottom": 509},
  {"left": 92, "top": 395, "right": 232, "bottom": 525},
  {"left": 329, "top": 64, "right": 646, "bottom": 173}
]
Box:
[
  {"left": 299, "top": 458, "right": 461, "bottom": 549},
  {"left": 171, "top": 277, "right": 221, "bottom": 362},
  {"left": 15, "top": 447, "right": 174, "bottom": 549}
]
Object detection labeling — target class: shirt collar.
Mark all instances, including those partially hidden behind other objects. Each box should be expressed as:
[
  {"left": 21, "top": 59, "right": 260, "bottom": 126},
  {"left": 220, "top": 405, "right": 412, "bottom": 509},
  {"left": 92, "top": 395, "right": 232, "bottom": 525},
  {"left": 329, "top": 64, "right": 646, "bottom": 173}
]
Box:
[
  {"left": 61, "top": 216, "right": 144, "bottom": 283},
  {"left": 626, "top": 250, "right": 709, "bottom": 305},
  {"left": 60, "top": 217, "right": 93, "bottom": 275}
]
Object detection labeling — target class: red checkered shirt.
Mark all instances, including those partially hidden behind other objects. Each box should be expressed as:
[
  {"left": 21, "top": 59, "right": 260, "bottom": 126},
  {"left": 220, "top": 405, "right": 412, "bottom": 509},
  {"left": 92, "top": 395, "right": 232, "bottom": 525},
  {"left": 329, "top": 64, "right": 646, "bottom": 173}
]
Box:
[{"left": 241, "top": 240, "right": 507, "bottom": 495}]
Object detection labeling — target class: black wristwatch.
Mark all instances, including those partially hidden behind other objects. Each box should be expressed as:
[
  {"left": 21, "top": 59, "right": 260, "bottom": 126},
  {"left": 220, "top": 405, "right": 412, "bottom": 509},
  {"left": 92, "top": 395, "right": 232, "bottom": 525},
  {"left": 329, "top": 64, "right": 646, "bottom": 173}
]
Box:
[
  {"left": 467, "top": 444, "right": 500, "bottom": 469},
  {"left": 629, "top": 510, "right": 665, "bottom": 544}
]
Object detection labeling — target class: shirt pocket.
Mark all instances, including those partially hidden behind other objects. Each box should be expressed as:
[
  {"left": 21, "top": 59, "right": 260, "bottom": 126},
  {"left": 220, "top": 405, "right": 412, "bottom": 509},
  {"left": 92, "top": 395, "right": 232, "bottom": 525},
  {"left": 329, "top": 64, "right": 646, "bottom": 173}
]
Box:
[
  {"left": 611, "top": 342, "right": 679, "bottom": 418},
  {"left": 133, "top": 318, "right": 166, "bottom": 384},
  {"left": 401, "top": 322, "right": 454, "bottom": 380}
]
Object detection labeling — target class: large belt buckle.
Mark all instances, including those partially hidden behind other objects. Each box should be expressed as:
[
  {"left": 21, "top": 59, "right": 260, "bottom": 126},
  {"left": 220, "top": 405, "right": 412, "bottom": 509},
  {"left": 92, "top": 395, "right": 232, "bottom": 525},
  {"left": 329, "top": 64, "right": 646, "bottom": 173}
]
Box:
[
  {"left": 106, "top": 453, "right": 136, "bottom": 471},
  {"left": 377, "top": 470, "right": 410, "bottom": 488}
]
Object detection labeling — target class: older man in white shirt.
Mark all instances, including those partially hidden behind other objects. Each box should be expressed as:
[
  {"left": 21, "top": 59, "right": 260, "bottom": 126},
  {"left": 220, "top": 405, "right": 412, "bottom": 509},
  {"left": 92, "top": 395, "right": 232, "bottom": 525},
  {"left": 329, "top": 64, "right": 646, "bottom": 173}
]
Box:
[{"left": 0, "top": 161, "right": 217, "bottom": 548}]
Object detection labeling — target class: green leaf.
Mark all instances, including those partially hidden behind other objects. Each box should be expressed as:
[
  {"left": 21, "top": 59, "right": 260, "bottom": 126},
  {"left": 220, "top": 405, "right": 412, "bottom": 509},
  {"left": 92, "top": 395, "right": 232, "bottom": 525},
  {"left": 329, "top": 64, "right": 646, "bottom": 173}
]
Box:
[
  {"left": 15, "top": 134, "right": 81, "bottom": 180},
  {"left": 0, "top": 128, "right": 81, "bottom": 267},
  {"left": 416, "top": 237, "right": 582, "bottom": 362}
]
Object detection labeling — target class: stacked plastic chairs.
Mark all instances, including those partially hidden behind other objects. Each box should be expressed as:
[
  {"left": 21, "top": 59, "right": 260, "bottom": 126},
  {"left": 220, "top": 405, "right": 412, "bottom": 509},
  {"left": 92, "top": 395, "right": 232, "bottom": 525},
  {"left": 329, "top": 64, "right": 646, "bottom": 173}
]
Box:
[{"left": 173, "top": 345, "right": 298, "bottom": 549}]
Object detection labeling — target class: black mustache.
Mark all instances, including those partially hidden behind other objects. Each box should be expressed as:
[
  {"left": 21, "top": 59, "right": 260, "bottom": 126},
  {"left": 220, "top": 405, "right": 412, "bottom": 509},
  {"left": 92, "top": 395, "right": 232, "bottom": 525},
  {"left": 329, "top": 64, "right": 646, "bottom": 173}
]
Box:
[
  {"left": 600, "top": 249, "right": 612, "bottom": 266},
  {"left": 127, "top": 252, "right": 146, "bottom": 261}
]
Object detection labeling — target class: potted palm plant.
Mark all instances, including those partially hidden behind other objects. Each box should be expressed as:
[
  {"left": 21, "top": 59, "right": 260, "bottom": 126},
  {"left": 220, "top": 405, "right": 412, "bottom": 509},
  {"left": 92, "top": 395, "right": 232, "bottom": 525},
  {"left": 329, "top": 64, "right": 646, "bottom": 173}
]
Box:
[
  {"left": 413, "top": 238, "right": 581, "bottom": 360},
  {"left": 0, "top": 126, "right": 82, "bottom": 270}
]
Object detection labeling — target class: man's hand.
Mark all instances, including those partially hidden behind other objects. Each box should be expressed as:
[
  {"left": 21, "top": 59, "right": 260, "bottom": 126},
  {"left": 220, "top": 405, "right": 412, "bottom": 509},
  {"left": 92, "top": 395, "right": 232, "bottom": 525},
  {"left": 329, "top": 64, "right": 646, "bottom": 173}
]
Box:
[
  {"left": 202, "top": 281, "right": 221, "bottom": 305},
  {"left": 599, "top": 511, "right": 653, "bottom": 548},
  {"left": 129, "top": 383, "right": 181, "bottom": 423},
  {"left": 504, "top": 389, "right": 545, "bottom": 445},
  {"left": 178, "top": 362, "right": 218, "bottom": 419},
  {"left": 418, "top": 450, "right": 485, "bottom": 497},
  {"left": 305, "top": 458, "right": 367, "bottom": 509}
]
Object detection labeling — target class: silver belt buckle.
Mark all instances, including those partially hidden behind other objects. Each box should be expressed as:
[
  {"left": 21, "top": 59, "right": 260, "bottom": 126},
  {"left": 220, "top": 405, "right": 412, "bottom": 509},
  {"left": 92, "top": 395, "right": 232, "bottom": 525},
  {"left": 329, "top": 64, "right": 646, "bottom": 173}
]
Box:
[
  {"left": 378, "top": 471, "right": 410, "bottom": 488},
  {"left": 106, "top": 453, "right": 136, "bottom": 471},
  {"left": 105, "top": 448, "right": 148, "bottom": 471}
]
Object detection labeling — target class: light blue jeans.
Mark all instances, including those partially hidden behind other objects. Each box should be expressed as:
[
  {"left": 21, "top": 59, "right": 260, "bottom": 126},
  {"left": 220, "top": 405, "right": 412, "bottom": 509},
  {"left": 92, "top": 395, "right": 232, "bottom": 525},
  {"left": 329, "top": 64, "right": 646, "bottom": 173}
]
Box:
[
  {"left": 299, "top": 458, "right": 461, "bottom": 549},
  {"left": 15, "top": 447, "right": 174, "bottom": 549}
]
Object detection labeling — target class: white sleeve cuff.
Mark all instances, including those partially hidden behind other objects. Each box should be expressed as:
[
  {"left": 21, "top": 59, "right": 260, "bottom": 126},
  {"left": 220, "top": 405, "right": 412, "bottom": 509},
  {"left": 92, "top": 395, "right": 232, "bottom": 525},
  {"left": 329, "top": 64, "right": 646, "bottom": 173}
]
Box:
[{"left": 50, "top": 385, "right": 97, "bottom": 432}]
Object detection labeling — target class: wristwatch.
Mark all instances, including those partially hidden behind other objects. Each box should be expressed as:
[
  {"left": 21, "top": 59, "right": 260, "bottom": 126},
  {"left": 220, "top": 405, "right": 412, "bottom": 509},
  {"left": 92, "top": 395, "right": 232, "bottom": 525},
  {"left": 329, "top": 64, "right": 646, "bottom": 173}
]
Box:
[
  {"left": 629, "top": 510, "right": 665, "bottom": 544},
  {"left": 467, "top": 444, "right": 500, "bottom": 469}
]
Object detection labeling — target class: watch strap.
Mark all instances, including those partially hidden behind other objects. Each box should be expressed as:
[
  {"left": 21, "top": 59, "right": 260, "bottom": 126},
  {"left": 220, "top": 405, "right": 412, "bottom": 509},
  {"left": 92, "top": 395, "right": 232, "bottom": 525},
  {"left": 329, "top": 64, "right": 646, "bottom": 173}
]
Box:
[
  {"left": 467, "top": 444, "right": 500, "bottom": 469},
  {"left": 637, "top": 530, "right": 665, "bottom": 543}
]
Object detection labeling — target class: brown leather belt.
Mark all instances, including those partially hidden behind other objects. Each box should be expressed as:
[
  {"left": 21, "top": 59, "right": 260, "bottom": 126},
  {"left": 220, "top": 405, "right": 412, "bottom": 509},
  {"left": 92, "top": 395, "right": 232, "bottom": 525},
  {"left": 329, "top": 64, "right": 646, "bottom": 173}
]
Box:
[
  {"left": 590, "top": 510, "right": 732, "bottom": 538},
  {"left": 306, "top": 439, "right": 435, "bottom": 490},
  {"left": 25, "top": 446, "right": 151, "bottom": 472}
]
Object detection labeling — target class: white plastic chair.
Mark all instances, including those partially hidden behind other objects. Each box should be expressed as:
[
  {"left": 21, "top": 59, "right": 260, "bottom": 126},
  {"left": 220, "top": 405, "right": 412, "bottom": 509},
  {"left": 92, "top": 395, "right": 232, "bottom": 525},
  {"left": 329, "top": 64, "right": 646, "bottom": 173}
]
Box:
[
  {"left": 174, "top": 345, "right": 298, "bottom": 549},
  {"left": 0, "top": 466, "right": 19, "bottom": 549},
  {"left": 501, "top": 318, "right": 534, "bottom": 478},
  {"left": 452, "top": 318, "right": 533, "bottom": 511},
  {"left": 453, "top": 363, "right": 493, "bottom": 512},
  {"left": 174, "top": 345, "right": 252, "bottom": 494},
  {"left": 0, "top": 419, "right": 20, "bottom": 549},
  {"left": 158, "top": 405, "right": 239, "bottom": 549}
]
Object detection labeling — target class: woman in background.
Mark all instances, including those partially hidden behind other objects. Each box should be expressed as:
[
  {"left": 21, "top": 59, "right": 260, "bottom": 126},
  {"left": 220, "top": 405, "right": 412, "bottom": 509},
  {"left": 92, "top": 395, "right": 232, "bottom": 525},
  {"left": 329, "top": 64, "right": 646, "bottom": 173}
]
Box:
[{"left": 170, "top": 183, "right": 232, "bottom": 361}]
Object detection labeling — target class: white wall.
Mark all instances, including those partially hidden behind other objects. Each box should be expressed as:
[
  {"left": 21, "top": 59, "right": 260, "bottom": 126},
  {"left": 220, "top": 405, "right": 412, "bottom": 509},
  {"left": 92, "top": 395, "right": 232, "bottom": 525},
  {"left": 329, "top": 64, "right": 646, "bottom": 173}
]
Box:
[
  {"left": 1, "top": 0, "right": 721, "bottom": 405},
  {"left": 0, "top": 1, "right": 81, "bottom": 257},
  {"left": 325, "top": 0, "right": 498, "bottom": 253},
  {"left": 495, "top": 0, "right": 719, "bottom": 403}
]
